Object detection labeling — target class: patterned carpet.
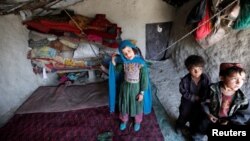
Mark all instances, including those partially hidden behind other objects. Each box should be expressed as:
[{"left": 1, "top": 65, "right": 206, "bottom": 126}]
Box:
[{"left": 0, "top": 106, "right": 163, "bottom": 141}]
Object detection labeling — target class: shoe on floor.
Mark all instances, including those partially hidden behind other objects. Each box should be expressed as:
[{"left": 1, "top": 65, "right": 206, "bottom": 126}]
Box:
[
  {"left": 175, "top": 128, "right": 182, "bottom": 134},
  {"left": 181, "top": 126, "right": 190, "bottom": 136},
  {"left": 134, "top": 123, "right": 140, "bottom": 132},
  {"left": 175, "top": 126, "right": 190, "bottom": 136},
  {"left": 120, "top": 122, "right": 127, "bottom": 131}
]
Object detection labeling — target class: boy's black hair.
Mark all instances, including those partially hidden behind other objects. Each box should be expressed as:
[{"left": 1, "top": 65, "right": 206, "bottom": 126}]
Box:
[
  {"left": 220, "top": 66, "right": 246, "bottom": 77},
  {"left": 184, "top": 55, "right": 205, "bottom": 70}
]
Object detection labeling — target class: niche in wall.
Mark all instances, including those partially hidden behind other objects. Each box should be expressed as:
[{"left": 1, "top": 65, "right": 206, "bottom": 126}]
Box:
[{"left": 146, "top": 22, "right": 172, "bottom": 61}]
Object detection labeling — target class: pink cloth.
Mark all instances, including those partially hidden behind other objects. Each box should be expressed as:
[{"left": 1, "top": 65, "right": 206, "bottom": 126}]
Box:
[{"left": 87, "top": 34, "right": 103, "bottom": 42}]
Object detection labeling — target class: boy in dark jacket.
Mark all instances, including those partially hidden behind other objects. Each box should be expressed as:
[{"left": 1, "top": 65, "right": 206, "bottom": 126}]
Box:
[
  {"left": 176, "top": 55, "right": 211, "bottom": 135},
  {"left": 194, "top": 63, "right": 249, "bottom": 140}
]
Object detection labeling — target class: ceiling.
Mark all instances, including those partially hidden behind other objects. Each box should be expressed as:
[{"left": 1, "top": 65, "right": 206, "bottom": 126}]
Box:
[{"left": 0, "top": 0, "right": 83, "bottom": 16}]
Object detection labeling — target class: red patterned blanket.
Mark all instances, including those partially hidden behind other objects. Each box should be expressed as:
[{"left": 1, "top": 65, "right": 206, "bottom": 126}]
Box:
[{"left": 0, "top": 106, "right": 164, "bottom": 141}]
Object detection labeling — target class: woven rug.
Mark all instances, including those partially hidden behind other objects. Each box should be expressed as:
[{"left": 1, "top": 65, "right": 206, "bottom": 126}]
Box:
[{"left": 0, "top": 106, "right": 164, "bottom": 141}]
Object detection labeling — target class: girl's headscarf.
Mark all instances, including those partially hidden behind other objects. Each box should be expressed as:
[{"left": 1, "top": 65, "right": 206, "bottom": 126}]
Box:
[
  {"left": 111, "top": 40, "right": 146, "bottom": 65},
  {"left": 116, "top": 40, "right": 145, "bottom": 65}
]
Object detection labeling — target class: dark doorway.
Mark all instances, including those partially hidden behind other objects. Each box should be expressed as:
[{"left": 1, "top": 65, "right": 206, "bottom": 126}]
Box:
[{"left": 146, "top": 22, "right": 172, "bottom": 61}]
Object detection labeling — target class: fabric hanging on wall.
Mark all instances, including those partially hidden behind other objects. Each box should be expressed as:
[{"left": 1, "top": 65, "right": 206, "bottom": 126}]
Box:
[
  {"left": 197, "top": 27, "right": 226, "bottom": 48},
  {"left": 196, "top": 0, "right": 241, "bottom": 48},
  {"left": 186, "top": 0, "right": 207, "bottom": 25},
  {"left": 233, "top": 0, "right": 250, "bottom": 29},
  {"left": 194, "top": 1, "right": 212, "bottom": 41},
  {"left": 162, "top": 0, "right": 190, "bottom": 7}
]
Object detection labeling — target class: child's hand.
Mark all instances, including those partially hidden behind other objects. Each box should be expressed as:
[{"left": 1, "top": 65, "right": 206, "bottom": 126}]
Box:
[
  {"left": 136, "top": 94, "right": 144, "bottom": 102},
  {"left": 219, "top": 118, "right": 228, "bottom": 125},
  {"left": 208, "top": 114, "right": 218, "bottom": 123},
  {"left": 112, "top": 53, "right": 117, "bottom": 66},
  {"left": 220, "top": 119, "right": 228, "bottom": 125}
]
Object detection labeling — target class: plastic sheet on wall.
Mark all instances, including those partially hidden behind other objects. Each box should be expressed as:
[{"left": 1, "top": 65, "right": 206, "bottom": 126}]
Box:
[
  {"left": 162, "top": 0, "right": 190, "bottom": 7},
  {"left": 233, "top": 0, "right": 250, "bottom": 29}
]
